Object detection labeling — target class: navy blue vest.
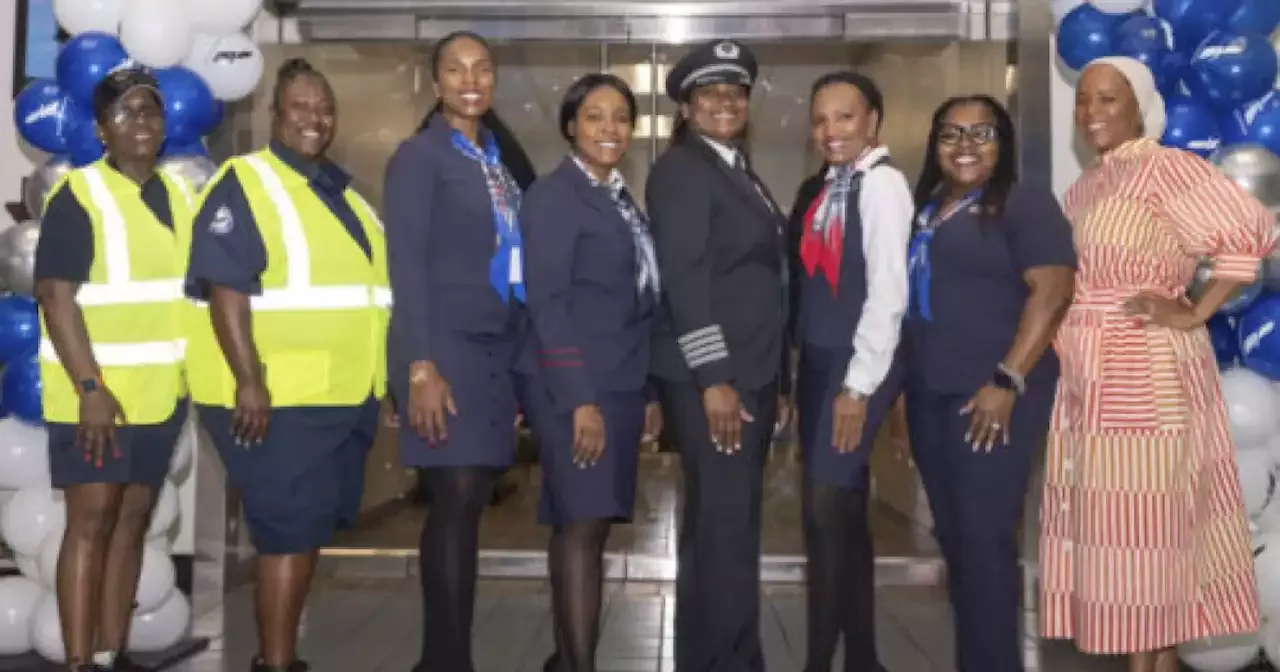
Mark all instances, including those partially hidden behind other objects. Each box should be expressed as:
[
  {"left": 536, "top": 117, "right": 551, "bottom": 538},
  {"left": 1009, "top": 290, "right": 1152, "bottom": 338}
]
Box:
[{"left": 796, "top": 159, "right": 889, "bottom": 350}]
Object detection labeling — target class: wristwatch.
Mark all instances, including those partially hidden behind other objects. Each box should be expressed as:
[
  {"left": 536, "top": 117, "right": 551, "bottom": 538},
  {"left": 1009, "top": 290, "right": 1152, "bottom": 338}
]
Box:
[
  {"left": 992, "top": 364, "right": 1026, "bottom": 395},
  {"left": 75, "top": 376, "right": 102, "bottom": 396}
]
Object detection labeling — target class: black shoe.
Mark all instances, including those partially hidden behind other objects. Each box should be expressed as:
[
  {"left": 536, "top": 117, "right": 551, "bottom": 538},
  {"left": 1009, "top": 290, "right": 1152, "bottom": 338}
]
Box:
[{"left": 250, "top": 658, "right": 310, "bottom": 672}]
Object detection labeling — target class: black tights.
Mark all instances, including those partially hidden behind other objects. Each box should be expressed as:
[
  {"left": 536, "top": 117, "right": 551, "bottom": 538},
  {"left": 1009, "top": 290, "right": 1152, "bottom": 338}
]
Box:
[
  {"left": 546, "top": 519, "right": 612, "bottom": 672},
  {"left": 417, "top": 467, "right": 500, "bottom": 672},
  {"left": 803, "top": 482, "right": 877, "bottom": 672}
]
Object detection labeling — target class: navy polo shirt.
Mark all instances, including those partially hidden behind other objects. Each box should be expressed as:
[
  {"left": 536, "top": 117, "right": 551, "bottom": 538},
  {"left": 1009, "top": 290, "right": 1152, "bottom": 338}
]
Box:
[
  {"left": 184, "top": 141, "right": 371, "bottom": 301},
  {"left": 903, "top": 183, "right": 1076, "bottom": 394},
  {"left": 34, "top": 162, "right": 175, "bottom": 284}
]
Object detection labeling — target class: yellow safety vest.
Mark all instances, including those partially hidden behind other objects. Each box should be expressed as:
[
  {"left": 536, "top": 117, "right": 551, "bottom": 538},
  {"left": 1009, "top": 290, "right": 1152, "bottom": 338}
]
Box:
[
  {"left": 38, "top": 160, "right": 196, "bottom": 425},
  {"left": 185, "top": 147, "right": 390, "bottom": 408}
]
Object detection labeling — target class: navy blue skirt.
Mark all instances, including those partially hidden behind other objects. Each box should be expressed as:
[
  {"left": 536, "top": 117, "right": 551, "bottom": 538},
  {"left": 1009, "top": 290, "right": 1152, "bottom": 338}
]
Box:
[
  {"left": 796, "top": 345, "right": 902, "bottom": 491},
  {"left": 48, "top": 400, "right": 188, "bottom": 491},
  {"left": 392, "top": 332, "right": 522, "bottom": 469},
  {"left": 521, "top": 376, "right": 645, "bottom": 526},
  {"left": 199, "top": 398, "right": 378, "bottom": 555}
]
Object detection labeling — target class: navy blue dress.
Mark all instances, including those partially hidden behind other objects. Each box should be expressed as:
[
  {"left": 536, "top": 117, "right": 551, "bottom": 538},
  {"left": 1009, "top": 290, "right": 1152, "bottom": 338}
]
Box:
[
  {"left": 185, "top": 141, "right": 379, "bottom": 556},
  {"left": 516, "top": 157, "right": 656, "bottom": 526},
  {"left": 901, "top": 183, "right": 1076, "bottom": 672},
  {"left": 383, "top": 115, "right": 529, "bottom": 469},
  {"left": 35, "top": 165, "right": 187, "bottom": 490}
]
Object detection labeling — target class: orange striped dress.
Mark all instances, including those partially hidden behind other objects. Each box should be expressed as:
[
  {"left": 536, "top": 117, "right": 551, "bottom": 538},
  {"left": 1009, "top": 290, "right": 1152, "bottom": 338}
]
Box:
[{"left": 1039, "top": 137, "right": 1275, "bottom": 654}]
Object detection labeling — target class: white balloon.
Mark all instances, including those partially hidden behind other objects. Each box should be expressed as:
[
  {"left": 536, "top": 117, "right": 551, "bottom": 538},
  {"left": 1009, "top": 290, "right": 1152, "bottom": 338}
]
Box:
[
  {"left": 14, "top": 554, "right": 39, "bottom": 580},
  {"left": 1256, "top": 533, "right": 1280, "bottom": 618},
  {"left": 182, "top": 32, "right": 265, "bottom": 102},
  {"left": 0, "top": 488, "right": 66, "bottom": 557},
  {"left": 30, "top": 593, "right": 63, "bottom": 663},
  {"left": 119, "top": 0, "right": 193, "bottom": 68},
  {"left": 1091, "top": 0, "right": 1147, "bottom": 13},
  {"left": 128, "top": 591, "right": 189, "bottom": 653},
  {"left": 1237, "top": 450, "right": 1274, "bottom": 517},
  {"left": 0, "top": 576, "right": 42, "bottom": 655},
  {"left": 35, "top": 533, "right": 59, "bottom": 589},
  {"left": 184, "top": 0, "right": 263, "bottom": 33},
  {"left": 1221, "top": 368, "right": 1280, "bottom": 450},
  {"left": 168, "top": 414, "right": 197, "bottom": 481},
  {"left": 0, "top": 418, "right": 50, "bottom": 490},
  {"left": 1052, "top": 0, "right": 1086, "bottom": 22},
  {"left": 53, "top": 0, "right": 124, "bottom": 36},
  {"left": 1178, "top": 632, "right": 1261, "bottom": 671},
  {"left": 134, "top": 544, "right": 176, "bottom": 613},
  {"left": 146, "top": 480, "right": 178, "bottom": 540}
]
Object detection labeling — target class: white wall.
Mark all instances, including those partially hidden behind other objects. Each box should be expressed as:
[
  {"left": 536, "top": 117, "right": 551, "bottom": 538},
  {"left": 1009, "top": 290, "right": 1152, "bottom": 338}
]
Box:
[
  {"left": 1050, "top": 36, "right": 1088, "bottom": 198},
  {"left": 0, "top": 7, "right": 36, "bottom": 228}
]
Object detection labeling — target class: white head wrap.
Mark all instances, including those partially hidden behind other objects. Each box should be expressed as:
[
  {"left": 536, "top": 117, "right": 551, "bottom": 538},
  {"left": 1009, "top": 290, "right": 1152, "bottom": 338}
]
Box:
[{"left": 1082, "top": 56, "right": 1166, "bottom": 140}]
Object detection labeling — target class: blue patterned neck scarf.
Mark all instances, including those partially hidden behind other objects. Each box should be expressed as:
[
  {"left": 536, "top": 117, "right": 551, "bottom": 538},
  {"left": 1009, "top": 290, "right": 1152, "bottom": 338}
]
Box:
[
  {"left": 452, "top": 130, "right": 526, "bottom": 303},
  {"left": 908, "top": 189, "right": 981, "bottom": 321},
  {"left": 574, "top": 157, "right": 661, "bottom": 296}
]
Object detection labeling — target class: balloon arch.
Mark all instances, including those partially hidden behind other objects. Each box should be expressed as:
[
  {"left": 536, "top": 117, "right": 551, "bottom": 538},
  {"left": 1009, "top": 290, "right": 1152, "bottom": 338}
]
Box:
[{"left": 1, "top": 0, "right": 265, "bottom": 663}]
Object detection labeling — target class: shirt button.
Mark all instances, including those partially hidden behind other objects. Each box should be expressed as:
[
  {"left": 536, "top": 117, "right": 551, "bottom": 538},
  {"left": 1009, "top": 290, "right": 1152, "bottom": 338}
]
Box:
[
  {"left": 1063, "top": 541, "right": 1073, "bottom": 552},
  {"left": 1063, "top": 459, "right": 1073, "bottom": 473}
]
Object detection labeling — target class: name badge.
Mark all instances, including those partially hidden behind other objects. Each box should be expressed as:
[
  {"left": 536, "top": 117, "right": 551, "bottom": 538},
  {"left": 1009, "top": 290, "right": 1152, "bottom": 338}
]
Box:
[{"left": 510, "top": 247, "right": 523, "bottom": 284}]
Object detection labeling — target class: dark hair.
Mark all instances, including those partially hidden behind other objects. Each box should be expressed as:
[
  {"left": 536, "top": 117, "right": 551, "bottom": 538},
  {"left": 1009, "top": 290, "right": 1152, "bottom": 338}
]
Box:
[
  {"left": 558, "top": 73, "right": 638, "bottom": 142},
  {"left": 913, "top": 95, "right": 1017, "bottom": 217},
  {"left": 271, "top": 58, "right": 333, "bottom": 115},
  {"left": 809, "top": 70, "right": 885, "bottom": 132},
  {"left": 415, "top": 30, "right": 537, "bottom": 191},
  {"left": 91, "top": 68, "right": 161, "bottom": 124}
]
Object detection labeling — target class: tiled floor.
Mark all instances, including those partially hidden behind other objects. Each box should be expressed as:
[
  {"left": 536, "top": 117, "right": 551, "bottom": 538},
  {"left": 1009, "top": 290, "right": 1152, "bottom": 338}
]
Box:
[{"left": 174, "top": 576, "right": 1134, "bottom": 672}]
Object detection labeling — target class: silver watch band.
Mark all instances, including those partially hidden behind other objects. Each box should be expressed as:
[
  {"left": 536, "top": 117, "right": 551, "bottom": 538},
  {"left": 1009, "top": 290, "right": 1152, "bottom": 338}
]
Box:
[{"left": 997, "top": 363, "right": 1027, "bottom": 395}]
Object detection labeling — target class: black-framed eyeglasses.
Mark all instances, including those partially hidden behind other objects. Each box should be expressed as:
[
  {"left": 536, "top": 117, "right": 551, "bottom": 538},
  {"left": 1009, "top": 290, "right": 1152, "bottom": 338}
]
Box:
[{"left": 937, "top": 123, "right": 997, "bottom": 146}]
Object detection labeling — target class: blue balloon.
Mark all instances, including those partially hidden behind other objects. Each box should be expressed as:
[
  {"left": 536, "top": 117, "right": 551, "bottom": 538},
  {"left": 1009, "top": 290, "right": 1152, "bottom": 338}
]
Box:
[
  {"left": 1162, "top": 95, "right": 1223, "bottom": 157},
  {"left": 1, "top": 350, "right": 42, "bottom": 425},
  {"left": 1228, "top": 0, "right": 1280, "bottom": 36},
  {"left": 160, "top": 139, "right": 209, "bottom": 158},
  {"left": 1057, "top": 5, "right": 1119, "bottom": 71},
  {"left": 1238, "top": 292, "right": 1280, "bottom": 379},
  {"left": 0, "top": 296, "right": 39, "bottom": 365},
  {"left": 1208, "top": 313, "right": 1240, "bottom": 368},
  {"left": 1186, "top": 31, "right": 1279, "bottom": 109},
  {"left": 1154, "top": 0, "right": 1243, "bottom": 53},
  {"left": 154, "top": 68, "right": 216, "bottom": 147},
  {"left": 63, "top": 105, "right": 104, "bottom": 168},
  {"left": 1220, "top": 280, "right": 1265, "bottom": 315},
  {"left": 198, "top": 100, "right": 224, "bottom": 137},
  {"left": 12, "top": 80, "right": 76, "bottom": 154},
  {"left": 1245, "top": 103, "right": 1280, "bottom": 155},
  {"left": 1112, "top": 14, "right": 1184, "bottom": 97},
  {"left": 55, "top": 33, "right": 129, "bottom": 107}
]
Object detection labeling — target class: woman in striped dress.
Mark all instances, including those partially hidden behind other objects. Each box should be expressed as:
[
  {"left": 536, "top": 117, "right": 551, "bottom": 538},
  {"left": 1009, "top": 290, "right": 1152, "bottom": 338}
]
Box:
[{"left": 1039, "top": 56, "right": 1273, "bottom": 671}]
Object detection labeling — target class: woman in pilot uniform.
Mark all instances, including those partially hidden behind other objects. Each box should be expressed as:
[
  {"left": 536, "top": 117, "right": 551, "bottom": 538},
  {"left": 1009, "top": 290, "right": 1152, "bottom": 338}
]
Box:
[
  {"left": 185, "top": 59, "right": 389, "bottom": 672},
  {"left": 645, "top": 39, "right": 789, "bottom": 672},
  {"left": 787, "top": 71, "right": 913, "bottom": 672},
  {"left": 382, "top": 30, "right": 538, "bottom": 672},
  {"left": 35, "top": 68, "right": 193, "bottom": 672},
  {"left": 518, "top": 73, "right": 663, "bottom": 671}
]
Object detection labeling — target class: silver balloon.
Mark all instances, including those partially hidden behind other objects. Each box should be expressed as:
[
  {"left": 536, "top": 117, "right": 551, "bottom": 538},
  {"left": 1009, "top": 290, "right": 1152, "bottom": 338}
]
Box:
[
  {"left": 22, "top": 157, "right": 72, "bottom": 220},
  {"left": 0, "top": 221, "right": 41, "bottom": 296},
  {"left": 1211, "top": 144, "right": 1280, "bottom": 292},
  {"left": 1211, "top": 144, "right": 1280, "bottom": 211},
  {"left": 158, "top": 155, "right": 219, "bottom": 193}
]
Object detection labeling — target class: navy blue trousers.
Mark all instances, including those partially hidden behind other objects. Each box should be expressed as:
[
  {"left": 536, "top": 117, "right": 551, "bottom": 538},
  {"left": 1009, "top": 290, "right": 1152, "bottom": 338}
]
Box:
[{"left": 905, "top": 379, "right": 1055, "bottom": 672}]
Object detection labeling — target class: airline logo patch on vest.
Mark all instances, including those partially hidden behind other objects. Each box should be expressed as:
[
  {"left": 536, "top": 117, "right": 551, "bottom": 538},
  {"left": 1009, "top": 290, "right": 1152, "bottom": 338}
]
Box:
[{"left": 210, "top": 206, "right": 234, "bottom": 235}]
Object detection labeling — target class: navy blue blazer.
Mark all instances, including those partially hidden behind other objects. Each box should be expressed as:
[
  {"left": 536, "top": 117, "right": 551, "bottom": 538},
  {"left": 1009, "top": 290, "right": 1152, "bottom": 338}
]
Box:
[
  {"left": 382, "top": 114, "right": 527, "bottom": 370},
  {"left": 518, "top": 157, "right": 656, "bottom": 412}
]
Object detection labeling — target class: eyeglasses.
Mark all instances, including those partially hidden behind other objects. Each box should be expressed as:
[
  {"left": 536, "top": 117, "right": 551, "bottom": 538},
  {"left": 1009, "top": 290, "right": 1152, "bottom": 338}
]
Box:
[{"left": 937, "top": 123, "right": 998, "bottom": 146}]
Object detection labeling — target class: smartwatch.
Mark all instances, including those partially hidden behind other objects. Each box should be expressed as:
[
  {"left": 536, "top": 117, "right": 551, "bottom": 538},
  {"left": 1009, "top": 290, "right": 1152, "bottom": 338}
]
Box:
[
  {"left": 992, "top": 364, "right": 1026, "bottom": 395},
  {"left": 76, "top": 376, "right": 102, "bottom": 396}
]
